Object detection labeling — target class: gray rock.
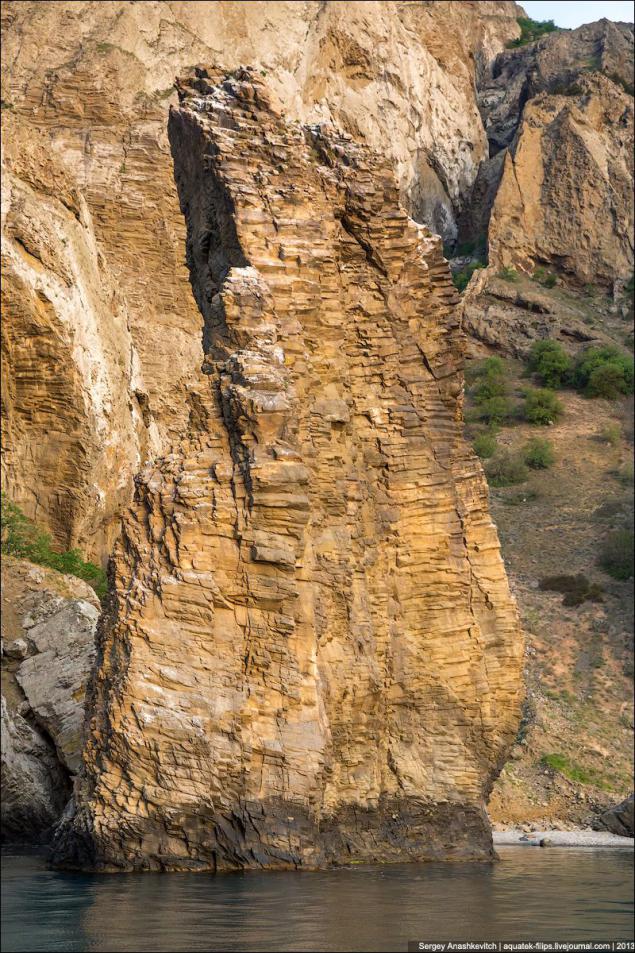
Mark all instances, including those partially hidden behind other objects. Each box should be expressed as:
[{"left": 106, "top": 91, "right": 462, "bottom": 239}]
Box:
[
  {"left": 1, "top": 696, "right": 70, "bottom": 839},
  {"left": 4, "top": 638, "right": 30, "bottom": 660},
  {"left": 1, "top": 559, "right": 99, "bottom": 840},
  {"left": 15, "top": 600, "right": 98, "bottom": 773},
  {"left": 595, "top": 794, "right": 635, "bottom": 838}
]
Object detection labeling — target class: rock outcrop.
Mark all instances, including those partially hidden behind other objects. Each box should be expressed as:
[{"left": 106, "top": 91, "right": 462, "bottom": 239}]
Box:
[
  {"left": 1, "top": 0, "right": 522, "bottom": 558},
  {"left": 596, "top": 794, "right": 635, "bottom": 837},
  {"left": 458, "top": 19, "right": 634, "bottom": 355},
  {"left": 1, "top": 558, "right": 99, "bottom": 839},
  {"left": 50, "top": 69, "right": 524, "bottom": 872}
]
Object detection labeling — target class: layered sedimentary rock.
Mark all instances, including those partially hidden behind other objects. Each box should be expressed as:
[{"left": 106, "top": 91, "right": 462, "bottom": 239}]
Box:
[
  {"left": 1, "top": 558, "right": 98, "bottom": 839},
  {"left": 1, "top": 1, "right": 522, "bottom": 556},
  {"left": 51, "top": 69, "right": 524, "bottom": 872}
]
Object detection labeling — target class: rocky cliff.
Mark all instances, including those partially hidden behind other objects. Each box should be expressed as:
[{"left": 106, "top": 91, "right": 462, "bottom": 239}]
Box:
[
  {"left": 2, "top": 1, "right": 631, "bottom": 862},
  {"left": 459, "top": 18, "right": 634, "bottom": 355},
  {"left": 50, "top": 68, "right": 523, "bottom": 871},
  {"left": 1, "top": 0, "right": 522, "bottom": 556}
]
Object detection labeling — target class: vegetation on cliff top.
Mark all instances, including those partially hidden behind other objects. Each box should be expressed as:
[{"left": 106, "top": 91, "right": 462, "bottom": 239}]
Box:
[
  {"left": 507, "top": 17, "right": 559, "bottom": 49},
  {"left": 0, "top": 494, "right": 107, "bottom": 599}
]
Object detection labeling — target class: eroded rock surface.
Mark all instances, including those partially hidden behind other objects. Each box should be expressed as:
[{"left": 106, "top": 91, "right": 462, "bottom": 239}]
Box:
[
  {"left": 51, "top": 69, "right": 524, "bottom": 872},
  {"left": 1, "top": 1, "right": 522, "bottom": 557},
  {"left": 458, "top": 19, "right": 634, "bottom": 354},
  {"left": 466, "top": 18, "right": 634, "bottom": 286},
  {"left": 1, "top": 558, "right": 98, "bottom": 839}
]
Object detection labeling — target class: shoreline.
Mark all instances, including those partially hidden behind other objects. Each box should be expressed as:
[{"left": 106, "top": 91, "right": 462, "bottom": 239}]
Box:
[{"left": 494, "top": 830, "right": 634, "bottom": 848}]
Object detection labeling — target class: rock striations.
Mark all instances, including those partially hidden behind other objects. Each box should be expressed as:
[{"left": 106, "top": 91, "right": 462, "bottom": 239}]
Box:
[
  {"left": 52, "top": 69, "right": 524, "bottom": 872},
  {"left": 1, "top": 1, "right": 522, "bottom": 558}
]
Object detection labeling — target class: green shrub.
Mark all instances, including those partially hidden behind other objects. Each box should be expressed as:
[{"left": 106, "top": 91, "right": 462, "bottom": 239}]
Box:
[
  {"left": 528, "top": 339, "right": 573, "bottom": 388},
  {"left": 0, "top": 494, "right": 107, "bottom": 599},
  {"left": 452, "top": 260, "right": 486, "bottom": 293},
  {"left": 523, "top": 437, "right": 555, "bottom": 469},
  {"left": 498, "top": 266, "right": 519, "bottom": 282},
  {"left": 473, "top": 432, "right": 497, "bottom": 459},
  {"left": 507, "top": 16, "right": 558, "bottom": 48},
  {"left": 486, "top": 450, "right": 529, "bottom": 486},
  {"left": 466, "top": 356, "right": 506, "bottom": 382},
  {"left": 523, "top": 388, "right": 564, "bottom": 425},
  {"left": 533, "top": 266, "right": 558, "bottom": 288},
  {"left": 598, "top": 423, "right": 621, "bottom": 446},
  {"left": 611, "top": 462, "right": 634, "bottom": 486},
  {"left": 551, "top": 81, "right": 584, "bottom": 96},
  {"left": 539, "top": 574, "right": 604, "bottom": 606},
  {"left": 478, "top": 396, "right": 513, "bottom": 425},
  {"left": 573, "top": 346, "right": 634, "bottom": 398},
  {"left": 598, "top": 529, "right": 634, "bottom": 580},
  {"left": 450, "top": 237, "right": 487, "bottom": 258},
  {"left": 587, "top": 363, "right": 634, "bottom": 400},
  {"left": 473, "top": 373, "right": 507, "bottom": 402}
]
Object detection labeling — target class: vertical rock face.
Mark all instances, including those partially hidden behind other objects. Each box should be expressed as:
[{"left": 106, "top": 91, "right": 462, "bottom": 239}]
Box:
[
  {"left": 462, "top": 20, "right": 634, "bottom": 291},
  {"left": 53, "top": 69, "right": 523, "bottom": 872},
  {"left": 1, "top": 1, "right": 522, "bottom": 557}
]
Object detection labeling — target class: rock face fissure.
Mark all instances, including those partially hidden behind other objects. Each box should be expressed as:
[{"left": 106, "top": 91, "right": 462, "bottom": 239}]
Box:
[{"left": 52, "top": 68, "right": 523, "bottom": 872}]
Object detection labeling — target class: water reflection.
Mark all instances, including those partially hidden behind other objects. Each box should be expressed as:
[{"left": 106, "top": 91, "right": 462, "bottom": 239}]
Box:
[{"left": 2, "top": 848, "right": 633, "bottom": 952}]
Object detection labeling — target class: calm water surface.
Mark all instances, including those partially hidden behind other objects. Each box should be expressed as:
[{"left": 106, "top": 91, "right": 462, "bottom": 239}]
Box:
[{"left": 2, "top": 847, "right": 633, "bottom": 952}]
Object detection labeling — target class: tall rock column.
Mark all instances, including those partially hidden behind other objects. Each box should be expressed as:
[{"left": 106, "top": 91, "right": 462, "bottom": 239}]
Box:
[{"left": 53, "top": 68, "right": 524, "bottom": 872}]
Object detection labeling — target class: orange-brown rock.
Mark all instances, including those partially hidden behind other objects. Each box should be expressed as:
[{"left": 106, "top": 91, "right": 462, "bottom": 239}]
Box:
[
  {"left": 52, "top": 69, "right": 524, "bottom": 872},
  {"left": 1, "top": 1, "right": 522, "bottom": 557}
]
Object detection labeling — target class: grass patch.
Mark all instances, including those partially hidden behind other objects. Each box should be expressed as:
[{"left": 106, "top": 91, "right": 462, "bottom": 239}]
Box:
[
  {"left": 610, "top": 462, "right": 634, "bottom": 486},
  {"left": 540, "top": 753, "right": 621, "bottom": 791},
  {"left": 498, "top": 266, "right": 519, "bottom": 282},
  {"left": 598, "top": 529, "right": 634, "bottom": 580},
  {"left": 541, "top": 753, "right": 592, "bottom": 784},
  {"left": 598, "top": 423, "right": 621, "bottom": 446},
  {"left": 0, "top": 494, "right": 106, "bottom": 599},
  {"left": 500, "top": 488, "right": 540, "bottom": 505},
  {"left": 532, "top": 266, "right": 558, "bottom": 288}
]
